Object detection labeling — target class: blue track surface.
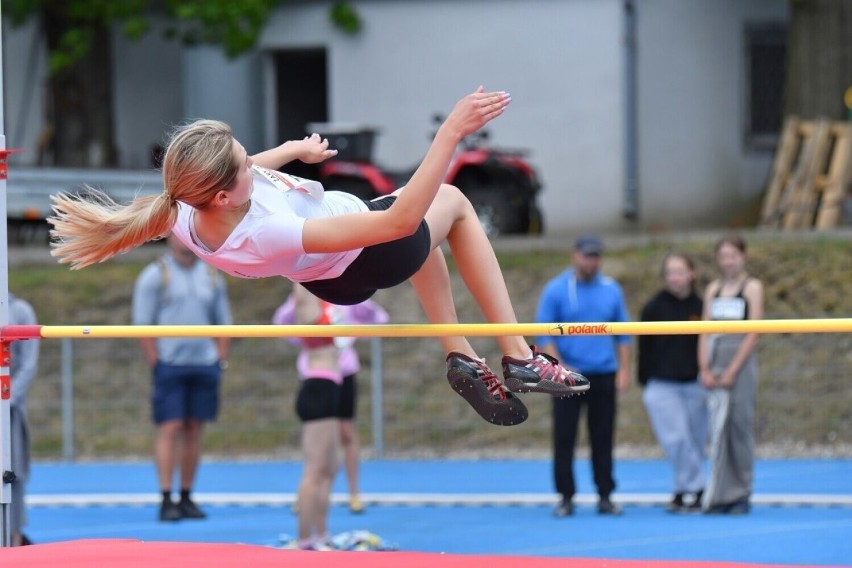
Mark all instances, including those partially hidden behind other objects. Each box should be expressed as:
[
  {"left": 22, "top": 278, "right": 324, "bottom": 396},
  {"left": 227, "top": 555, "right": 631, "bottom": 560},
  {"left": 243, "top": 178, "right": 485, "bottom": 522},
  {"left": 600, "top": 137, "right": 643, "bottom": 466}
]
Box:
[{"left": 23, "top": 459, "right": 852, "bottom": 566}]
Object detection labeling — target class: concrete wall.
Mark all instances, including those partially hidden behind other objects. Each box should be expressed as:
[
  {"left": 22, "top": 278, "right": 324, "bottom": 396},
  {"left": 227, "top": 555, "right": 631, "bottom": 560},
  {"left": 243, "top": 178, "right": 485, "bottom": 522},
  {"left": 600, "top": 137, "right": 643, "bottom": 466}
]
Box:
[
  {"left": 232, "top": 0, "right": 790, "bottom": 231},
  {"left": 637, "top": 0, "right": 789, "bottom": 229},
  {"left": 259, "top": 0, "right": 625, "bottom": 232},
  {"left": 112, "top": 23, "right": 184, "bottom": 169},
  {"left": 2, "top": 18, "right": 48, "bottom": 163},
  {"left": 180, "top": 47, "right": 266, "bottom": 156}
]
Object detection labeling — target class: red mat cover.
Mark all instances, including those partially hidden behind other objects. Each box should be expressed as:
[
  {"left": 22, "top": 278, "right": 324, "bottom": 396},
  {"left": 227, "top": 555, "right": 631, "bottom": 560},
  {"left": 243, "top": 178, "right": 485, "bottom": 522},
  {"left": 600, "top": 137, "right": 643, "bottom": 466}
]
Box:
[{"left": 0, "top": 539, "right": 832, "bottom": 568}]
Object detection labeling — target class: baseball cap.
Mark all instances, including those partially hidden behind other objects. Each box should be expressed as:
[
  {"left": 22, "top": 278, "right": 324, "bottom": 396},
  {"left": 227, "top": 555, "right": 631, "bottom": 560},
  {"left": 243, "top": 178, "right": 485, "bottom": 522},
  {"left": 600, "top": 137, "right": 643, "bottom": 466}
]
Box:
[{"left": 575, "top": 234, "right": 604, "bottom": 255}]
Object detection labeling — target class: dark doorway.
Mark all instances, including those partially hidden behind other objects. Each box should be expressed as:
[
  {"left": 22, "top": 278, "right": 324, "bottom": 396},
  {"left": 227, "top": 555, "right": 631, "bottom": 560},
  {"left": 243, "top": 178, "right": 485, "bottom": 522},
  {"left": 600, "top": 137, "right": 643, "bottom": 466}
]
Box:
[{"left": 273, "top": 48, "right": 328, "bottom": 176}]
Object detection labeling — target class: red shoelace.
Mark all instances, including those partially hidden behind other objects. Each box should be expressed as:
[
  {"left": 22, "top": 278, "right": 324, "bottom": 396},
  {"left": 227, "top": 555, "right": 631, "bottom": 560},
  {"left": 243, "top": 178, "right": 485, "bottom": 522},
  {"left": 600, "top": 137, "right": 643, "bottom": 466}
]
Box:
[
  {"left": 529, "top": 349, "right": 580, "bottom": 386},
  {"left": 470, "top": 358, "right": 510, "bottom": 400}
]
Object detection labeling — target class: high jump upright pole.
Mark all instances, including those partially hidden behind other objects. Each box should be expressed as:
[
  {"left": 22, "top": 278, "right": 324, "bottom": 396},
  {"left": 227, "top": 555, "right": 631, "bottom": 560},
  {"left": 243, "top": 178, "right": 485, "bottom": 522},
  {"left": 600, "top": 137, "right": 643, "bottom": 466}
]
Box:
[{"left": 0, "top": 0, "right": 13, "bottom": 548}]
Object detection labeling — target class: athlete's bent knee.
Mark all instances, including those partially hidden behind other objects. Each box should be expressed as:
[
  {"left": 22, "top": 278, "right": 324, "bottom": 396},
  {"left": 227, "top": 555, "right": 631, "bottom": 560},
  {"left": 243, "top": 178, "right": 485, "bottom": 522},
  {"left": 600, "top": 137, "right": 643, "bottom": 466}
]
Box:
[{"left": 435, "top": 184, "right": 470, "bottom": 211}]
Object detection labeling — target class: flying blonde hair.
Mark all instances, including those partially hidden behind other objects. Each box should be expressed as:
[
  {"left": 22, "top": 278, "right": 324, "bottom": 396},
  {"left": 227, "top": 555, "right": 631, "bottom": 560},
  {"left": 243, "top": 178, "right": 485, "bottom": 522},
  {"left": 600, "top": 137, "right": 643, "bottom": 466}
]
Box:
[{"left": 49, "top": 120, "right": 238, "bottom": 269}]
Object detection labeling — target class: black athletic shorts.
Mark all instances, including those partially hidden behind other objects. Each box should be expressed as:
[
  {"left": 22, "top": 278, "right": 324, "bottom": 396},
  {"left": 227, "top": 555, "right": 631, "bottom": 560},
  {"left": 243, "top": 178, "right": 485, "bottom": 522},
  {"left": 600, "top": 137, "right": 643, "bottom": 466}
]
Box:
[
  {"left": 301, "top": 196, "right": 432, "bottom": 305},
  {"left": 295, "top": 378, "right": 342, "bottom": 422}
]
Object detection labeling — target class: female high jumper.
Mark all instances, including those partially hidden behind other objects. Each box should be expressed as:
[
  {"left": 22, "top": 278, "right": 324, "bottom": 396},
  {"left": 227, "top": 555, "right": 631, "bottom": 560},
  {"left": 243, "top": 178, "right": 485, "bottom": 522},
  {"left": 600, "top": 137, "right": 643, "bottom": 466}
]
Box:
[{"left": 49, "top": 87, "right": 589, "bottom": 427}]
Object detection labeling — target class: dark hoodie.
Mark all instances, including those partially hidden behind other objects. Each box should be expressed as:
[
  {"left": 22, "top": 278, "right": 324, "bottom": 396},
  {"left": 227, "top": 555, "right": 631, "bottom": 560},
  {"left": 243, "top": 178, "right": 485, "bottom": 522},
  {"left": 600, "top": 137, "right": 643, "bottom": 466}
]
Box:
[{"left": 637, "top": 289, "right": 703, "bottom": 386}]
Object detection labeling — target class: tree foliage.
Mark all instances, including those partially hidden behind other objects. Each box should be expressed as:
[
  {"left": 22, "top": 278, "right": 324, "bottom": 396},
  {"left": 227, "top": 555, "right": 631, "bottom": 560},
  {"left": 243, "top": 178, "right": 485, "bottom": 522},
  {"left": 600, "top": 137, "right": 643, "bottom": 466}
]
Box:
[
  {"left": 4, "top": 1, "right": 362, "bottom": 167},
  {"left": 5, "top": 0, "right": 361, "bottom": 74},
  {"left": 4, "top": 0, "right": 290, "bottom": 166}
]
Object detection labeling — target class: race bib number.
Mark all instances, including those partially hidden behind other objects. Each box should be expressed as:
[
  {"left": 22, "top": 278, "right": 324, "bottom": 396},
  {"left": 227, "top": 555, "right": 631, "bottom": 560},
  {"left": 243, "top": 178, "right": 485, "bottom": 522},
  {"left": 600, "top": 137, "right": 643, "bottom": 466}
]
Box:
[
  {"left": 254, "top": 166, "right": 324, "bottom": 200},
  {"left": 710, "top": 297, "right": 747, "bottom": 320}
]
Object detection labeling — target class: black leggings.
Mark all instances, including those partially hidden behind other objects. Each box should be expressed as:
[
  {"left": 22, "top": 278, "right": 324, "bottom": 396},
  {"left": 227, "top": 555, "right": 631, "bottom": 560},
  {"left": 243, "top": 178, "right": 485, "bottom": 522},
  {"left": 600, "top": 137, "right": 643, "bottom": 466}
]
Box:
[
  {"left": 338, "top": 374, "right": 357, "bottom": 420},
  {"left": 295, "top": 378, "right": 342, "bottom": 422},
  {"left": 301, "top": 196, "right": 432, "bottom": 305},
  {"left": 552, "top": 372, "right": 617, "bottom": 500}
]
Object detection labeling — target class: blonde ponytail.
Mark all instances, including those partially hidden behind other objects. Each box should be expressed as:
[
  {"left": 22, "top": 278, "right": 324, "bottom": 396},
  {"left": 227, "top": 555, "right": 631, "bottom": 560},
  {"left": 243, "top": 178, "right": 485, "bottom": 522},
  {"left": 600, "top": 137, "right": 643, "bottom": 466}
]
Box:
[
  {"left": 49, "top": 189, "right": 177, "bottom": 269},
  {"left": 49, "top": 118, "right": 237, "bottom": 269}
]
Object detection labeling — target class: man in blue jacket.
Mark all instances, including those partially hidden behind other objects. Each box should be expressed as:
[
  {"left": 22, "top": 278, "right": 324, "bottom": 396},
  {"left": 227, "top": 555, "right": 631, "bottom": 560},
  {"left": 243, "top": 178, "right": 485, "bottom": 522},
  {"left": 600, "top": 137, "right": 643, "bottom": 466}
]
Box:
[{"left": 536, "top": 234, "right": 632, "bottom": 517}]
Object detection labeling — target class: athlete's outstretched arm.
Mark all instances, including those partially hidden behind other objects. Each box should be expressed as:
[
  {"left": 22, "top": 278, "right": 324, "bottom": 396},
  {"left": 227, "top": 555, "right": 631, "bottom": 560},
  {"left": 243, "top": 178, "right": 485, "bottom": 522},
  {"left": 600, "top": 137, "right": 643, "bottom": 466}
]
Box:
[
  {"left": 302, "top": 87, "right": 511, "bottom": 253},
  {"left": 252, "top": 133, "right": 338, "bottom": 169},
  {"left": 390, "top": 87, "right": 510, "bottom": 229}
]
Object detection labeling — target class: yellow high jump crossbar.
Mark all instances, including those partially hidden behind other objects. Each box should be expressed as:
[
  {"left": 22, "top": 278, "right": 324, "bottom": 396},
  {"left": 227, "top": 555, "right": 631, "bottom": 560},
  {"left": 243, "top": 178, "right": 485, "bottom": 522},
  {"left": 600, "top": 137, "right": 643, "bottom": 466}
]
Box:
[{"left": 2, "top": 318, "right": 851, "bottom": 340}]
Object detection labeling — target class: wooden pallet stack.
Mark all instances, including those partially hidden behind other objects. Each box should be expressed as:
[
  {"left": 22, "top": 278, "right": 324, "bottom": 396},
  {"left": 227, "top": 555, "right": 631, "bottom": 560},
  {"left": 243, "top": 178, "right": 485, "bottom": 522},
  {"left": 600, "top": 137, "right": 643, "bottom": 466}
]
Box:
[{"left": 759, "top": 117, "right": 851, "bottom": 229}]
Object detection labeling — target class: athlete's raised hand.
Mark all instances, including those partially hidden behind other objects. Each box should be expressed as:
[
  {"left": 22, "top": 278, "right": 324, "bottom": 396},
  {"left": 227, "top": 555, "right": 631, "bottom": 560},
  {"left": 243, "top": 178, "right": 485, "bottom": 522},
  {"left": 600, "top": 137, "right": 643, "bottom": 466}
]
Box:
[
  {"left": 442, "top": 86, "right": 512, "bottom": 141},
  {"left": 300, "top": 132, "right": 339, "bottom": 164}
]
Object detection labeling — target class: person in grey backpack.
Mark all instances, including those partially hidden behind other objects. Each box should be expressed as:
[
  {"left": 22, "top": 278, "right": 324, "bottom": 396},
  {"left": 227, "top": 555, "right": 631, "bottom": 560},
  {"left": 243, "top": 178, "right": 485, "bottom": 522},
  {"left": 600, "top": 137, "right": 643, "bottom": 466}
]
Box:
[{"left": 132, "top": 233, "right": 232, "bottom": 522}]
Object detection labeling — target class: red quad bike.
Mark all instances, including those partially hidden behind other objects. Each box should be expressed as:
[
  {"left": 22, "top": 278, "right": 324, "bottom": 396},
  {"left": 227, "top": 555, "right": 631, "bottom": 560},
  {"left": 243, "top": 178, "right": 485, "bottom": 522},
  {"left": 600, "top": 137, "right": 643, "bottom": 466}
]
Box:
[{"left": 297, "top": 116, "right": 544, "bottom": 237}]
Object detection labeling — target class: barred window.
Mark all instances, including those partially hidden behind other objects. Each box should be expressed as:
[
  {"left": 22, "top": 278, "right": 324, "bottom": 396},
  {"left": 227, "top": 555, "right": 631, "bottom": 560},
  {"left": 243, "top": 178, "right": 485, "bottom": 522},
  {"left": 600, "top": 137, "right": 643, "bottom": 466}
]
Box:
[{"left": 745, "top": 23, "right": 787, "bottom": 150}]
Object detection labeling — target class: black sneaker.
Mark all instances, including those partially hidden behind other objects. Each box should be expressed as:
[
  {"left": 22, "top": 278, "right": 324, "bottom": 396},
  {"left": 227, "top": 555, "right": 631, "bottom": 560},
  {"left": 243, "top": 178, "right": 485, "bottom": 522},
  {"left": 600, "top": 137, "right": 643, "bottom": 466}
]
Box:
[
  {"left": 705, "top": 498, "right": 750, "bottom": 515},
  {"left": 666, "top": 493, "right": 685, "bottom": 513},
  {"left": 597, "top": 497, "right": 623, "bottom": 516},
  {"left": 446, "top": 352, "right": 528, "bottom": 426},
  {"left": 502, "top": 345, "right": 590, "bottom": 396},
  {"left": 725, "top": 499, "right": 751, "bottom": 515},
  {"left": 553, "top": 499, "right": 574, "bottom": 518},
  {"left": 178, "top": 497, "right": 207, "bottom": 520},
  {"left": 159, "top": 499, "right": 182, "bottom": 522},
  {"left": 684, "top": 490, "right": 703, "bottom": 513}
]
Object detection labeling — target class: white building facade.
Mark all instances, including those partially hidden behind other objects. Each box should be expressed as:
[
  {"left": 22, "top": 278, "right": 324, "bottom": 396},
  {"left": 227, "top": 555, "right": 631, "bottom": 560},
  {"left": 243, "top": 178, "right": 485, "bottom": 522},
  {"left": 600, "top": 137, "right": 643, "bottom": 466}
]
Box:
[{"left": 2, "top": 0, "right": 789, "bottom": 233}]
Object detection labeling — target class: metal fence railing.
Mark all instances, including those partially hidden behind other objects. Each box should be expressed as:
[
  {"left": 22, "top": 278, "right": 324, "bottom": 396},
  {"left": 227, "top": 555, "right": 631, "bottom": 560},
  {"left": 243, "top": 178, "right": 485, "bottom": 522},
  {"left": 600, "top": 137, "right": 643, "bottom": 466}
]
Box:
[{"left": 24, "top": 331, "right": 852, "bottom": 461}]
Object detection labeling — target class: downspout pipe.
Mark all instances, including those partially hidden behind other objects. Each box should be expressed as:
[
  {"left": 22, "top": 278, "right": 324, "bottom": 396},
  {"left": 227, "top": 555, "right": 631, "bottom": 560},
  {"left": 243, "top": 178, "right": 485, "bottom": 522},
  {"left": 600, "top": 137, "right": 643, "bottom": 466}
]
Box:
[{"left": 623, "top": 0, "right": 639, "bottom": 219}]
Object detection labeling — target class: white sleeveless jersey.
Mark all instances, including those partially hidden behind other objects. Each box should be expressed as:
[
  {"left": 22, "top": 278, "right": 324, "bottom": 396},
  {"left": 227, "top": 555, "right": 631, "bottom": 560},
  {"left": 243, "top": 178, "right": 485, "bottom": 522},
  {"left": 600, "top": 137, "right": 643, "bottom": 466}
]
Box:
[{"left": 171, "top": 166, "right": 369, "bottom": 281}]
